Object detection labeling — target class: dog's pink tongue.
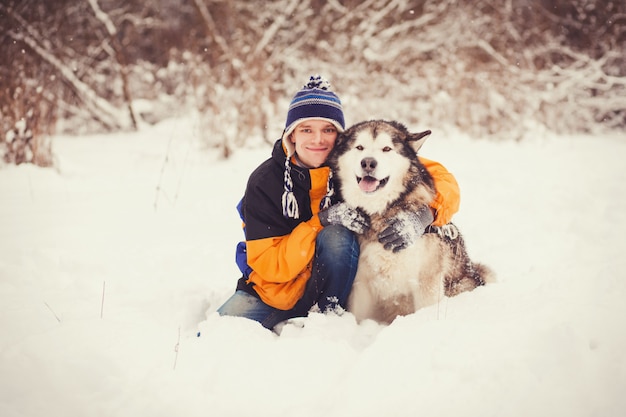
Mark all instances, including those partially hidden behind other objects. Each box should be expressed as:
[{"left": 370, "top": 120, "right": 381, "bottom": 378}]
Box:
[{"left": 359, "top": 176, "right": 379, "bottom": 192}]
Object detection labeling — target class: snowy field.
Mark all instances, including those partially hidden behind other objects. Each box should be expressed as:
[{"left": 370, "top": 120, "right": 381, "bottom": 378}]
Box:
[{"left": 1, "top": 117, "right": 625, "bottom": 417}]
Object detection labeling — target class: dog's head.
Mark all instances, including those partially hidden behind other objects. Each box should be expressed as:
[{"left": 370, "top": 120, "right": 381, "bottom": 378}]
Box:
[{"left": 327, "top": 120, "right": 432, "bottom": 214}]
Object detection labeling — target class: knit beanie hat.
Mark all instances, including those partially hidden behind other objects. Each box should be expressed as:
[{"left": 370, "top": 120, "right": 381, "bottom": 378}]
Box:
[{"left": 281, "top": 75, "right": 344, "bottom": 219}]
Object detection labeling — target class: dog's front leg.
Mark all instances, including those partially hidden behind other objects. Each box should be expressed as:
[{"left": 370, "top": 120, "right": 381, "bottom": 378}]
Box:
[{"left": 347, "top": 279, "right": 377, "bottom": 323}]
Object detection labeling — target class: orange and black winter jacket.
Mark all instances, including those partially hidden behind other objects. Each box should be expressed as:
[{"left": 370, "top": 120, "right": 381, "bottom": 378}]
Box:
[{"left": 235, "top": 139, "right": 460, "bottom": 310}]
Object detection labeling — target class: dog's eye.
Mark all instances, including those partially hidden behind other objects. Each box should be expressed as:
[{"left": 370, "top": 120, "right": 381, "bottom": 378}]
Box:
[
  {"left": 356, "top": 145, "right": 364, "bottom": 151},
  {"left": 382, "top": 146, "right": 392, "bottom": 152}
]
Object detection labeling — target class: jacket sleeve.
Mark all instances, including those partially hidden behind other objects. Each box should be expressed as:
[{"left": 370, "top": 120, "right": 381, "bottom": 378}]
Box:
[
  {"left": 242, "top": 174, "right": 324, "bottom": 284},
  {"left": 419, "top": 157, "right": 461, "bottom": 226},
  {"left": 246, "top": 216, "right": 322, "bottom": 284}
]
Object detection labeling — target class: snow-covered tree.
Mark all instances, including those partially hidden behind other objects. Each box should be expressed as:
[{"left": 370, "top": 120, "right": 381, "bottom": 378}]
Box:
[{"left": 1, "top": 0, "right": 623, "bottom": 166}]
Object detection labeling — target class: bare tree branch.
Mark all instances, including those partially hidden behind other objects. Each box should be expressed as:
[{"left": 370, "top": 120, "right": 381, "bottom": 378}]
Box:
[
  {"left": 86, "top": 0, "right": 138, "bottom": 130},
  {"left": 6, "top": 28, "right": 128, "bottom": 130}
]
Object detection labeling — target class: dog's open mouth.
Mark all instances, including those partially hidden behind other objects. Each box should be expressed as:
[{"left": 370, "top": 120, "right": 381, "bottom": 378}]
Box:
[{"left": 357, "top": 175, "right": 389, "bottom": 193}]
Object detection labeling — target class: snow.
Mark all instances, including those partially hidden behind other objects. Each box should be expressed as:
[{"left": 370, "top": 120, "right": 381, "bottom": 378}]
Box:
[{"left": 1, "top": 117, "right": 625, "bottom": 417}]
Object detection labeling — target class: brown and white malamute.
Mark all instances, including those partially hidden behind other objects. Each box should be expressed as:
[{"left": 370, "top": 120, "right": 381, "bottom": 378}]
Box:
[{"left": 327, "top": 120, "right": 494, "bottom": 324}]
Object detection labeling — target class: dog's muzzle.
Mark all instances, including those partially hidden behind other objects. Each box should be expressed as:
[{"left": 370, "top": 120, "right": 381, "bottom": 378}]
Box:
[{"left": 357, "top": 157, "right": 389, "bottom": 193}]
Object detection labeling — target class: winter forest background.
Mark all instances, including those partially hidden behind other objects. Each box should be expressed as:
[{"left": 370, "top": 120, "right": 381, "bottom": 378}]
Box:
[{"left": 1, "top": 0, "right": 625, "bottom": 166}]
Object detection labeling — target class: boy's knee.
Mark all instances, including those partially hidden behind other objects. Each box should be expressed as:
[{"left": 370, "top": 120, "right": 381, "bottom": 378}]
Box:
[{"left": 317, "top": 225, "right": 358, "bottom": 253}]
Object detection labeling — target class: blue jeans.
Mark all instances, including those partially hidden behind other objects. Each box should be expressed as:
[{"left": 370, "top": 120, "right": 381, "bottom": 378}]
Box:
[{"left": 217, "top": 225, "right": 360, "bottom": 330}]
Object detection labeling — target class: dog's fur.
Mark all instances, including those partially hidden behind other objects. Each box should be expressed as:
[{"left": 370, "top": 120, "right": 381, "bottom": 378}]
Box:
[{"left": 327, "top": 120, "right": 494, "bottom": 324}]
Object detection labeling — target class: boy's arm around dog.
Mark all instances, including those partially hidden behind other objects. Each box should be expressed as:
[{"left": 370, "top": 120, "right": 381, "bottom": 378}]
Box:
[{"left": 419, "top": 157, "right": 460, "bottom": 226}]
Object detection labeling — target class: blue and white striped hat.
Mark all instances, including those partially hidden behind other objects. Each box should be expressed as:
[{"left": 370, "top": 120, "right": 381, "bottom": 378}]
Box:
[{"left": 282, "top": 75, "right": 345, "bottom": 156}]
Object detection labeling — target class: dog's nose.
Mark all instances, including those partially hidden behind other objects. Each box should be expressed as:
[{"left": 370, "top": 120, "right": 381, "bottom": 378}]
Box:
[{"left": 361, "top": 157, "right": 377, "bottom": 172}]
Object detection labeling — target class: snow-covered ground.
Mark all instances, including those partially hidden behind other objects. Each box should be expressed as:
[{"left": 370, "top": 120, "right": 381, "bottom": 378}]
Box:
[{"left": 1, "top": 117, "right": 625, "bottom": 417}]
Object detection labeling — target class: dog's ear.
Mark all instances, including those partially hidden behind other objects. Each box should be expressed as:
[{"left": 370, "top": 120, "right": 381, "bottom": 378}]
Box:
[{"left": 407, "top": 130, "right": 431, "bottom": 153}]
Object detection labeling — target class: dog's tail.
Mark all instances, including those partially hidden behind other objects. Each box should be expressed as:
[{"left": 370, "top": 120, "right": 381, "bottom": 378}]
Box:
[
  {"left": 445, "top": 261, "right": 496, "bottom": 297},
  {"left": 474, "top": 262, "right": 497, "bottom": 285}
]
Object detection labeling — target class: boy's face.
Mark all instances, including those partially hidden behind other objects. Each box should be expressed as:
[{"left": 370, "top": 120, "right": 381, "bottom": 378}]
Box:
[{"left": 289, "top": 119, "right": 338, "bottom": 168}]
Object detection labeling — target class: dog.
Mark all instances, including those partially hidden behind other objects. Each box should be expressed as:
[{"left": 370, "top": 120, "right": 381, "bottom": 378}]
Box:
[{"left": 326, "top": 120, "right": 494, "bottom": 324}]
